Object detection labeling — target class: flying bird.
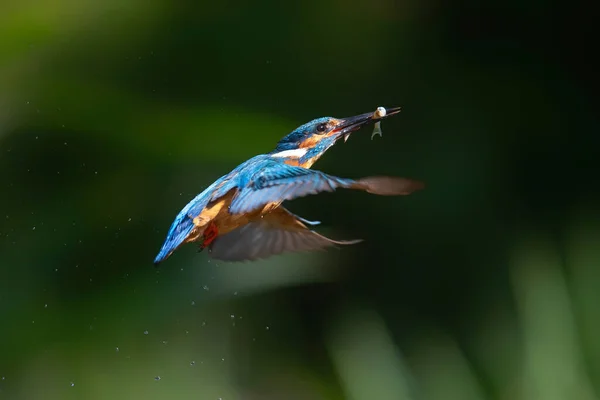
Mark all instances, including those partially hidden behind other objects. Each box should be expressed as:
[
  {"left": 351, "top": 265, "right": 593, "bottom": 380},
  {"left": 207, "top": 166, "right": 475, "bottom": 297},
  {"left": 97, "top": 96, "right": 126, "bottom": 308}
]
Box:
[{"left": 154, "top": 107, "right": 423, "bottom": 264}]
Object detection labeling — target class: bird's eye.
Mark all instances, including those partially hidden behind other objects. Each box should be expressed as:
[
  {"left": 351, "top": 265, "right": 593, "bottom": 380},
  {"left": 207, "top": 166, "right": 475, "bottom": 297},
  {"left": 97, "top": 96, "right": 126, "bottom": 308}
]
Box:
[{"left": 316, "top": 123, "right": 327, "bottom": 133}]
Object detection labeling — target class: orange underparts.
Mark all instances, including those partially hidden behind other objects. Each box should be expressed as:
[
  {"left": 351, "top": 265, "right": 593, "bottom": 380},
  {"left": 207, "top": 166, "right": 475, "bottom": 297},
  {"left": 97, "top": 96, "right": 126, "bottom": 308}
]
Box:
[{"left": 199, "top": 221, "right": 219, "bottom": 251}]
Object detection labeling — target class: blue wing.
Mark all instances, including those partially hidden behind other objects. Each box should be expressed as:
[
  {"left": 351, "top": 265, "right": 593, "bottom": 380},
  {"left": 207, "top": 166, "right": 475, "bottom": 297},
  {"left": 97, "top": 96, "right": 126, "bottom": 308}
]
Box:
[
  {"left": 229, "top": 160, "right": 356, "bottom": 215},
  {"left": 208, "top": 207, "right": 361, "bottom": 262}
]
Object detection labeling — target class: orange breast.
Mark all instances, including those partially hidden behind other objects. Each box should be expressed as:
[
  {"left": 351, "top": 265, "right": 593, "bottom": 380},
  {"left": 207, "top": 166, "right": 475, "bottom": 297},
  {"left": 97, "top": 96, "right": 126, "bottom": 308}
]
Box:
[
  {"left": 283, "top": 156, "right": 320, "bottom": 169},
  {"left": 187, "top": 189, "right": 281, "bottom": 243}
]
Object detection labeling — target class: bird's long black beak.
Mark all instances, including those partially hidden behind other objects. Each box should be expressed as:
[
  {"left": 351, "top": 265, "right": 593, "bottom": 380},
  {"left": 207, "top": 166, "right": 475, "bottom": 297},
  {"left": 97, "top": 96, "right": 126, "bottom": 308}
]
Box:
[{"left": 335, "top": 107, "right": 401, "bottom": 137}]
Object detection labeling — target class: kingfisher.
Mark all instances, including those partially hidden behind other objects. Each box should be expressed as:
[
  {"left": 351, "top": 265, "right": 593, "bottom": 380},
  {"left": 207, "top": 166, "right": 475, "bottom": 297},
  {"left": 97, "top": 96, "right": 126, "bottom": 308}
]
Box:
[{"left": 154, "top": 107, "right": 424, "bottom": 264}]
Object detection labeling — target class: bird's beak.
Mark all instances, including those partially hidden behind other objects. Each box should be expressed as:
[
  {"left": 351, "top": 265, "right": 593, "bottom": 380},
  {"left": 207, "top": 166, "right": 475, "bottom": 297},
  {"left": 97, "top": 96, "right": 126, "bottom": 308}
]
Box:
[{"left": 333, "top": 107, "right": 401, "bottom": 142}]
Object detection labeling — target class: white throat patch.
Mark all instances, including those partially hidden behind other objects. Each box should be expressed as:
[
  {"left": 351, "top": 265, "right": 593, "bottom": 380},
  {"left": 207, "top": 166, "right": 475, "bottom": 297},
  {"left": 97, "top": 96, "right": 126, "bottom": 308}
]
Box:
[{"left": 271, "top": 148, "right": 308, "bottom": 158}]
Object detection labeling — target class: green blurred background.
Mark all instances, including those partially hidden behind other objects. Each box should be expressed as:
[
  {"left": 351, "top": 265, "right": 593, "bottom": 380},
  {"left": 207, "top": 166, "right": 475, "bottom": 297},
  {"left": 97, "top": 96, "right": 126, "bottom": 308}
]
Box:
[{"left": 1, "top": 0, "right": 598, "bottom": 399}]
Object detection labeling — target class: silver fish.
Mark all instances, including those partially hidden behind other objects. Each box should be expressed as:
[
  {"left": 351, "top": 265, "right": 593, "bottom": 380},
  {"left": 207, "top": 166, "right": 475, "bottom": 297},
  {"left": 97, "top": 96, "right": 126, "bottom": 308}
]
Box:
[{"left": 371, "top": 107, "right": 386, "bottom": 140}]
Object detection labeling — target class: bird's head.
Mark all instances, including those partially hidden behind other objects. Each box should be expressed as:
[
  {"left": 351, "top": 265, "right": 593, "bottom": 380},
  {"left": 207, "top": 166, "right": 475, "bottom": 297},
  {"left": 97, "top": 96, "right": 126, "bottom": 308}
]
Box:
[{"left": 271, "top": 107, "right": 401, "bottom": 168}]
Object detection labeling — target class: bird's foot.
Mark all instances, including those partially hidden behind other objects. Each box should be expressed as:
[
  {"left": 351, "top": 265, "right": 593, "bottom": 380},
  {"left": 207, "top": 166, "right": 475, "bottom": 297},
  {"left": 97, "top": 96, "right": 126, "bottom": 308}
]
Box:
[{"left": 198, "top": 221, "right": 219, "bottom": 251}]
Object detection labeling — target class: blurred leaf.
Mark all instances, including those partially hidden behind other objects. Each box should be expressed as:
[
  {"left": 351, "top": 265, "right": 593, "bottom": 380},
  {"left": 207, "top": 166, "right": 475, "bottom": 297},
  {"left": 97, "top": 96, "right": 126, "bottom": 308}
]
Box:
[
  {"left": 327, "top": 308, "right": 416, "bottom": 400},
  {"left": 511, "top": 231, "right": 596, "bottom": 400}
]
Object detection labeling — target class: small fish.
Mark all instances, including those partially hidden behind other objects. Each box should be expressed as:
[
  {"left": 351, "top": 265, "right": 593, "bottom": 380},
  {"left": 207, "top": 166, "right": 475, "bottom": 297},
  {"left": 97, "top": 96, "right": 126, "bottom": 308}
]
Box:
[{"left": 371, "top": 107, "right": 386, "bottom": 140}]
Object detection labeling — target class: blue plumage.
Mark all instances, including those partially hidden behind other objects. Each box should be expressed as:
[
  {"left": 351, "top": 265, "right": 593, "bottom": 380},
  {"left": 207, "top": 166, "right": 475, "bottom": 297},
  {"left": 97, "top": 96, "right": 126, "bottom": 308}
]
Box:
[
  {"left": 153, "top": 156, "right": 271, "bottom": 264},
  {"left": 228, "top": 160, "right": 355, "bottom": 214},
  {"left": 153, "top": 213, "right": 195, "bottom": 264},
  {"left": 274, "top": 117, "right": 331, "bottom": 151},
  {"left": 153, "top": 181, "right": 217, "bottom": 264},
  {"left": 154, "top": 156, "right": 357, "bottom": 264}
]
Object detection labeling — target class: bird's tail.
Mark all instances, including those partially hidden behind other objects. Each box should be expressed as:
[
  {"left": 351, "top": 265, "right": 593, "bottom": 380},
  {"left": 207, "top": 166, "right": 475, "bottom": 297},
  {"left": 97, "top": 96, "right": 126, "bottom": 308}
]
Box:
[
  {"left": 154, "top": 215, "right": 196, "bottom": 265},
  {"left": 351, "top": 176, "right": 425, "bottom": 196}
]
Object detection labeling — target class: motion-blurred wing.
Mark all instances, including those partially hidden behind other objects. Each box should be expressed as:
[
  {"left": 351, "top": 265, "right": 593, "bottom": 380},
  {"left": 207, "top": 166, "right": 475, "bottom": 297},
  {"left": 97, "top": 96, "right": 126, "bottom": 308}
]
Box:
[
  {"left": 208, "top": 207, "right": 361, "bottom": 262},
  {"left": 229, "top": 163, "right": 355, "bottom": 215},
  {"left": 229, "top": 160, "right": 425, "bottom": 215}
]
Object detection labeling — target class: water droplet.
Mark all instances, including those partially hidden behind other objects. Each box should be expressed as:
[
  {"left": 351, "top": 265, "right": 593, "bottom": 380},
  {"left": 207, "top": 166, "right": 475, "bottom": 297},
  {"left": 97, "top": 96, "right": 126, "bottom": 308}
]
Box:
[
  {"left": 201, "top": 321, "right": 206, "bottom": 327},
  {"left": 202, "top": 285, "right": 210, "bottom": 291},
  {"left": 191, "top": 301, "right": 196, "bottom": 306},
  {"left": 128, "top": 218, "right": 132, "bottom": 222},
  {"left": 265, "top": 326, "right": 270, "bottom": 331},
  {"left": 230, "top": 314, "right": 235, "bottom": 319},
  {"left": 70, "top": 382, "right": 75, "bottom": 387},
  {"left": 115, "top": 347, "right": 119, "bottom": 352},
  {"left": 32, "top": 226, "right": 36, "bottom": 230},
  {"left": 143, "top": 330, "right": 149, "bottom": 335},
  {"left": 190, "top": 361, "right": 196, "bottom": 366},
  {"left": 44, "top": 304, "right": 48, "bottom": 308},
  {"left": 162, "top": 340, "right": 168, "bottom": 345},
  {"left": 233, "top": 291, "right": 238, "bottom": 296},
  {"left": 154, "top": 376, "right": 161, "bottom": 381}
]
